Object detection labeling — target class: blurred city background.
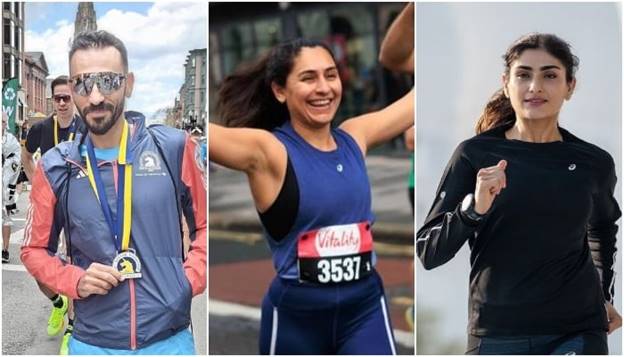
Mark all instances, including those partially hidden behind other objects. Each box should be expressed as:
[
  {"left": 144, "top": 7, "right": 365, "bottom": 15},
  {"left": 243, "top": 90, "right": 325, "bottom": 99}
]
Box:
[
  {"left": 416, "top": 2, "right": 622, "bottom": 354},
  {"left": 2, "top": 2, "right": 206, "bottom": 354},
  {"left": 3, "top": 2, "right": 207, "bottom": 137},
  {"left": 208, "top": 2, "right": 415, "bottom": 354}
]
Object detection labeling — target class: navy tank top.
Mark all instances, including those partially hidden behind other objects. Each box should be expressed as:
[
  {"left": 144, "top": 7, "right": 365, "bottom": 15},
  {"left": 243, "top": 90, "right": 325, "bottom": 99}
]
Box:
[{"left": 267, "top": 121, "right": 376, "bottom": 280}]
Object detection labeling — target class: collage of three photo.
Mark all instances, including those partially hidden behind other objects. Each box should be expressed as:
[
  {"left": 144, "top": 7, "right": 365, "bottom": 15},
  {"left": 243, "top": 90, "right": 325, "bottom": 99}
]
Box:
[{"left": 2, "top": 1, "right": 621, "bottom": 355}]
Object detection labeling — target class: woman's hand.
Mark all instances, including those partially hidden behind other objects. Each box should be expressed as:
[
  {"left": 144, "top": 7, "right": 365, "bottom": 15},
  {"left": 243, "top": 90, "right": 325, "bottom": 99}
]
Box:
[
  {"left": 606, "top": 302, "right": 622, "bottom": 334},
  {"left": 474, "top": 160, "right": 507, "bottom": 214}
]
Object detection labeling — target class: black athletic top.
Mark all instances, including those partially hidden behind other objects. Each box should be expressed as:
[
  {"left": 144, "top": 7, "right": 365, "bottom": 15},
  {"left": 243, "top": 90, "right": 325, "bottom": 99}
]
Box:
[
  {"left": 417, "top": 122, "right": 621, "bottom": 336},
  {"left": 258, "top": 156, "right": 299, "bottom": 241},
  {"left": 25, "top": 114, "right": 85, "bottom": 155}
]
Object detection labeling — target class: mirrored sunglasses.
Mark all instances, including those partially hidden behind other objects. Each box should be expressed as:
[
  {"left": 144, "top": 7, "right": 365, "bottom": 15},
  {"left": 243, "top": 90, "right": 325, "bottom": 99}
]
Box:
[{"left": 70, "top": 72, "right": 126, "bottom": 97}]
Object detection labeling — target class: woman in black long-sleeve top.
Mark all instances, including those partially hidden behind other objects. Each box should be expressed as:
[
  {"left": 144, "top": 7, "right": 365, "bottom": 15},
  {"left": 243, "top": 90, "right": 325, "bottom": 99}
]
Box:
[{"left": 417, "top": 33, "right": 622, "bottom": 355}]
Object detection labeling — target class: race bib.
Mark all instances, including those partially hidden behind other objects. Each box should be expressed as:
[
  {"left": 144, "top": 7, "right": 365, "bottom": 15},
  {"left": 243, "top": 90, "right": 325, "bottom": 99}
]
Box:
[{"left": 297, "top": 222, "right": 373, "bottom": 283}]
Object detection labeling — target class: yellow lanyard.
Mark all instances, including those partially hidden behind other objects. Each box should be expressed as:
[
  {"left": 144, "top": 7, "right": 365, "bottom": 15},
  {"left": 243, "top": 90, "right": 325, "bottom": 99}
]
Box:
[
  {"left": 85, "top": 119, "right": 133, "bottom": 251},
  {"left": 53, "top": 115, "right": 75, "bottom": 146}
]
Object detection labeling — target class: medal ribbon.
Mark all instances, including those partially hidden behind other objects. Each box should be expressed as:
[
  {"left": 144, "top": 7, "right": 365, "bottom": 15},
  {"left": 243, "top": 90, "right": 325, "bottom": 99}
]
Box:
[
  {"left": 85, "top": 119, "right": 133, "bottom": 252},
  {"left": 54, "top": 115, "right": 77, "bottom": 145}
]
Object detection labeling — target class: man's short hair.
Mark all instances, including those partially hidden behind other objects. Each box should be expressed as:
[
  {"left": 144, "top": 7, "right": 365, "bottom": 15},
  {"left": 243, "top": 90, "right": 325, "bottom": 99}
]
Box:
[
  {"left": 50, "top": 75, "right": 69, "bottom": 95},
  {"left": 69, "top": 30, "right": 129, "bottom": 72}
]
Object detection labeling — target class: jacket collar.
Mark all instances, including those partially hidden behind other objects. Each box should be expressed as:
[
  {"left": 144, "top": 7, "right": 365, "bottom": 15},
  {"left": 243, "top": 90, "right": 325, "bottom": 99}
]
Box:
[{"left": 62, "top": 111, "right": 146, "bottom": 164}]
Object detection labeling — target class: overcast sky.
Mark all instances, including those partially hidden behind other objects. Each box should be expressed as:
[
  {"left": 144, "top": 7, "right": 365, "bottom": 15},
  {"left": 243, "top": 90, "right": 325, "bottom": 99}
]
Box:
[
  {"left": 417, "top": 2, "right": 621, "bottom": 354},
  {"left": 25, "top": 2, "right": 207, "bottom": 119}
]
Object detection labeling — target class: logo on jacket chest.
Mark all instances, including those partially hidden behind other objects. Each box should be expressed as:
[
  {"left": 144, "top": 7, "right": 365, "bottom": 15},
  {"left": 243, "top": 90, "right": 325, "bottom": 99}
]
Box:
[{"left": 136, "top": 150, "right": 165, "bottom": 177}]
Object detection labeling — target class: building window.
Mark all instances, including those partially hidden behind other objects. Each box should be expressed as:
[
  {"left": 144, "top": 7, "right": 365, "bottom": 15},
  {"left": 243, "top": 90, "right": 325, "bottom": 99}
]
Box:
[
  {"left": 14, "top": 26, "right": 20, "bottom": 50},
  {"left": 221, "top": 22, "right": 254, "bottom": 75},
  {"left": 3, "top": 57, "right": 10, "bottom": 78},
  {"left": 3, "top": 2, "right": 10, "bottom": 11},
  {"left": 298, "top": 10, "right": 330, "bottom": 40},
  {"left": 254, "top": 17, "right": 281, "bottom": 53},
  {"left": 3, "top": 20, "right": 10, "bottom": 46}
]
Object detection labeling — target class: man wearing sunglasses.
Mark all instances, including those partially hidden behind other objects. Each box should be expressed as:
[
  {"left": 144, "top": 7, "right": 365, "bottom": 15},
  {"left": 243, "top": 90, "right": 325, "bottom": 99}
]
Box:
[
  {"left": 21, "top": 74, "right": 85, "bottom": 354},
  {"left": 22, "top": 75, "right": 84, "bottom": 180},
  {"left": 21, "top": 30, "right": 206, "bottom": 354}
]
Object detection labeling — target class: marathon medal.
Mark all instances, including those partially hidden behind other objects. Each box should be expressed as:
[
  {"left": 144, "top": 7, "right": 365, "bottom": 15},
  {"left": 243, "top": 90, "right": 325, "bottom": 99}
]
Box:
[
  {"left": 112, "top": 249, "right": 142, "bottom": 279},
  {"left": 85, "top": 118, "right": 140, "bottom": 279}
]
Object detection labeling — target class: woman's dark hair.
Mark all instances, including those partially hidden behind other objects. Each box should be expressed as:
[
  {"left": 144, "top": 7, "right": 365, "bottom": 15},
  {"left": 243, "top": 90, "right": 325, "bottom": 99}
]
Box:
[
  {"left": 475, "top": 33, "right": 579, "bottom": 134},
  {"left": 216, "top": 38, "right": 336, "bottom": 131}
]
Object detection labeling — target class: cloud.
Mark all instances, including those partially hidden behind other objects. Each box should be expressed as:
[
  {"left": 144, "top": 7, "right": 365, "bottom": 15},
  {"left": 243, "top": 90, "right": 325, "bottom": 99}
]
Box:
[{"left": 25, "top": 2, "right": 207, "bottom": 118}]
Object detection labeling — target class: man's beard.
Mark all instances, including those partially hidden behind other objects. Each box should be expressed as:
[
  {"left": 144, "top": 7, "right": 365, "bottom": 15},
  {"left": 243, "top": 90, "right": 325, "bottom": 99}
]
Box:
[{"left": 78, "top": 98, "right": 125, "bottom": 136}]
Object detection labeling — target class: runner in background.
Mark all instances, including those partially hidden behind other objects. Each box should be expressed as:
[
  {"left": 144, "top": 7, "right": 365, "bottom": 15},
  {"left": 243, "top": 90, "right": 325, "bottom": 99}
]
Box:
[
  {"left": 3, "top": 111, "right": 21, "bottom": 263},
  {"left": 21, "top": 75, "right": 85, "bottom": 354}
]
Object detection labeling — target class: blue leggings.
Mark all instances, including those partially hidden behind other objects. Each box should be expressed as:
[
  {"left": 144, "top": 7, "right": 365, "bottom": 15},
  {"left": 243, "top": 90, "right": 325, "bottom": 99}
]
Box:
[
  {"left": 259, "top": 271, "right": 396, "bottom": 355},
  {"left": 466, "top": 330, "right": 608, "bottom": 355}
]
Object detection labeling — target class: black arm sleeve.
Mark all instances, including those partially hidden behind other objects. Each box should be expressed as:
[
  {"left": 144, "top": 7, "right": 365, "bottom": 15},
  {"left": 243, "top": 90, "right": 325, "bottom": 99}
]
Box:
[
  {"left": 416, "top": 141, "right": 481, "bottom": 270},
  {"left": 587, "top": 155, "right": 621, "bottom": 304},
  {"left": 25, "top": 123, "right": 42, "bottom": 154}
]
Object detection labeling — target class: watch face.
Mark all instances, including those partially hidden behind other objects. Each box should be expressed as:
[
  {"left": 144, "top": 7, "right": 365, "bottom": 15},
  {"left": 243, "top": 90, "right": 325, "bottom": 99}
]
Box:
[{"left": 461, "top": 194, "right": 473, "bottom": 212}]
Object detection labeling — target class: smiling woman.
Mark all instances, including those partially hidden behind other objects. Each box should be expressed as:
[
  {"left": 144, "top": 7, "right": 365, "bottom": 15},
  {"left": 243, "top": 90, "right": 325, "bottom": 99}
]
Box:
[
  {"left": 216, "top": 39, "right": 340, "bottom": 133},
  {"left": 209, "top": 29, "right": 413, "bottom": 353},
  {"left": 417, "top": 33, "right": 621, "bottom": 355}
]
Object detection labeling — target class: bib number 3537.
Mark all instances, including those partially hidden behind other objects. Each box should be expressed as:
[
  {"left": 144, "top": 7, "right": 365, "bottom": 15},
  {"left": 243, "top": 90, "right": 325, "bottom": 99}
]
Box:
[
  {"left": 315, "top": 253, "right": 372, "bottom": 283},
  {"left": 297, "top": 222, "right": 374, "bottom": 284}
]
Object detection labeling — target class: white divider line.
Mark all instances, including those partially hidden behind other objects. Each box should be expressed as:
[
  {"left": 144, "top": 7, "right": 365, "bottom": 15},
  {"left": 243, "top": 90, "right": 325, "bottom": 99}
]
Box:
[
  {"left": 2, "top": 264, "right": 27, "bottom": 272},
  {"left": 210, "top": 299, "right": 262, "bottom": 320},
  {"left": 209, "top": 298, "right": 414, "bottom": 348},
  {"left": 9, "top": 228, "right": 24, "bottom": 245}
]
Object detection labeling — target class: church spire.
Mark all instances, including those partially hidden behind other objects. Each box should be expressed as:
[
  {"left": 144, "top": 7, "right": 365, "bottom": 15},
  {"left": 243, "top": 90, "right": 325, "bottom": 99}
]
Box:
[{"left": 74, "top": 2, "right": 97, "bottom": 38}]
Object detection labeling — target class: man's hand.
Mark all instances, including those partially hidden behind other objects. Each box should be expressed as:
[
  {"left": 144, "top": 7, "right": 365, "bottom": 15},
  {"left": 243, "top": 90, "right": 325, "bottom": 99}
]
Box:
[
  {"left": 475, "top": 160, "right": 507, "bottom": 214},
  {"left": 606, "top": 301, "right": 622, "bottom": 334},
  {"left": 378, "top": 2, "right": 414, "bottom": 73},
  {"left": 77, "top": 262, "right": 123, "bottom": 298}
]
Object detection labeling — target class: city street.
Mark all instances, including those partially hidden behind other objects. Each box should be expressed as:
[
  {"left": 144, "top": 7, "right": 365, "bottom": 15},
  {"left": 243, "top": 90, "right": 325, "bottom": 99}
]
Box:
[
  {"left": 1, "top": 189, "right": 207, "bottom": 355},
  {"left": 209, "top": 155, "right": 415, "bottom": 354}
]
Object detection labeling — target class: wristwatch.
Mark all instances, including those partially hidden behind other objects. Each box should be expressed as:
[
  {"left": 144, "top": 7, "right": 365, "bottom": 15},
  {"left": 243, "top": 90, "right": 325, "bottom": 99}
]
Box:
[{"left": 460, "top": 193, "right": 485, "bottom": 224}]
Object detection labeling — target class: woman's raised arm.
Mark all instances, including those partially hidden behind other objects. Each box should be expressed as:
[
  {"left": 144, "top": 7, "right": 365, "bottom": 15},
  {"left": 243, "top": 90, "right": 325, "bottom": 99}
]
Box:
[
  {"left": 208, "top": 123, "right": 287, "bottom": 212},
  {"left": 339, "top": 88, "right": 414, "bottom": 155}
]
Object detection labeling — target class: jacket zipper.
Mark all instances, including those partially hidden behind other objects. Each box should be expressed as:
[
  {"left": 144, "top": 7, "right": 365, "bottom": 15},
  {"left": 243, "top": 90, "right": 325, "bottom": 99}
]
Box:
[
  {"left": 114, "top": 160, "right": 137, "bottom": 350},
  {"left": 130, "top": 278, "right": 137, "bottom": 349}
]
